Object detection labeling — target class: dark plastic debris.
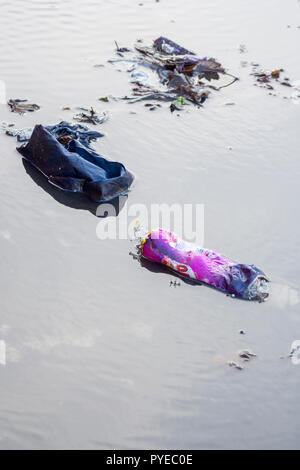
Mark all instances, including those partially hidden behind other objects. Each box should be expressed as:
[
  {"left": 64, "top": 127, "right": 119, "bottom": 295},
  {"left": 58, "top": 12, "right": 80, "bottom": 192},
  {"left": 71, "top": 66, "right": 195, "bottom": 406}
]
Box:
[
  {"left": 17, "top": 124, "right": 134, "bottom": 202},
  {"left": 112, "top": 36, "right": 238, "bottom": 108},
  {"left": 153, "top": 37, "right": 195, "bottom": 56},
  {"left": 73, "top": 107, "right": 108, "bottom": 125},
  {"left": 238, "top": 349, "right": 257, "bottom": 360},
  {"left": 8, "top": 99, "right": 40, "bottom": 114}
]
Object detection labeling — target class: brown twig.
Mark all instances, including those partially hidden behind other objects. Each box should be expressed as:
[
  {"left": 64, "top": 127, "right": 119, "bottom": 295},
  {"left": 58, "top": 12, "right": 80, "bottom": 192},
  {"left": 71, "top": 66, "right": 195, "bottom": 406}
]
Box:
[{"left": 217, "top": 73, "right": 239, "bottom": 89}]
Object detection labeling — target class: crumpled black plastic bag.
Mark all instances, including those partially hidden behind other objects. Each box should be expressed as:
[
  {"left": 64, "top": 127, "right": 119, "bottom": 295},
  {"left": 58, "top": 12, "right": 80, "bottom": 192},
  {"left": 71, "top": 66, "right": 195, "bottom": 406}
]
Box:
[{"left": 17, "top": 124, "right": 134, "bottom": 202}]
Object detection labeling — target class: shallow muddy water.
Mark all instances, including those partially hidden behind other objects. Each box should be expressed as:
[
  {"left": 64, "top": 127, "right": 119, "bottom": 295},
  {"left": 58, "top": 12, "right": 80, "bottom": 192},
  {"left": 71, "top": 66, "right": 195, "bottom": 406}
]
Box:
[{"left": 0, "top": 0, "right": 300, "bottom": 450}]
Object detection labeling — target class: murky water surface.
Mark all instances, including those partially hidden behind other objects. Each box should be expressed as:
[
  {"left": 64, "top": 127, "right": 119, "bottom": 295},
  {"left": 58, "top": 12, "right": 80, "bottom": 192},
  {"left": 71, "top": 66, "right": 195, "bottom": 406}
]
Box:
[{"left": 0, "top": 0, "right": 300, "bottom": 449}]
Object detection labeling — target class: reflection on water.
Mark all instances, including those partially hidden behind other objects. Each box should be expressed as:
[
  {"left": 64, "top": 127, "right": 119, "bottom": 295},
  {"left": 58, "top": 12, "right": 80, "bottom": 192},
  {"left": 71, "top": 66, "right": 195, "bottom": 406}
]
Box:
[
  {"left": 22, "top": 159, "right": 127, "bottom": 217},
  {"left": 0, "top": 0, "right": 300, "bottom": 450}
]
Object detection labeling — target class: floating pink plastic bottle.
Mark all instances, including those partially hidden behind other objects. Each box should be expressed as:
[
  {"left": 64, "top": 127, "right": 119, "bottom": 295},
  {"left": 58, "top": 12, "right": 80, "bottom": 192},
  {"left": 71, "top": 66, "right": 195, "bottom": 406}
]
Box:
[{"left": 140, "top": 229, "right": 269, "bottom": 301}]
